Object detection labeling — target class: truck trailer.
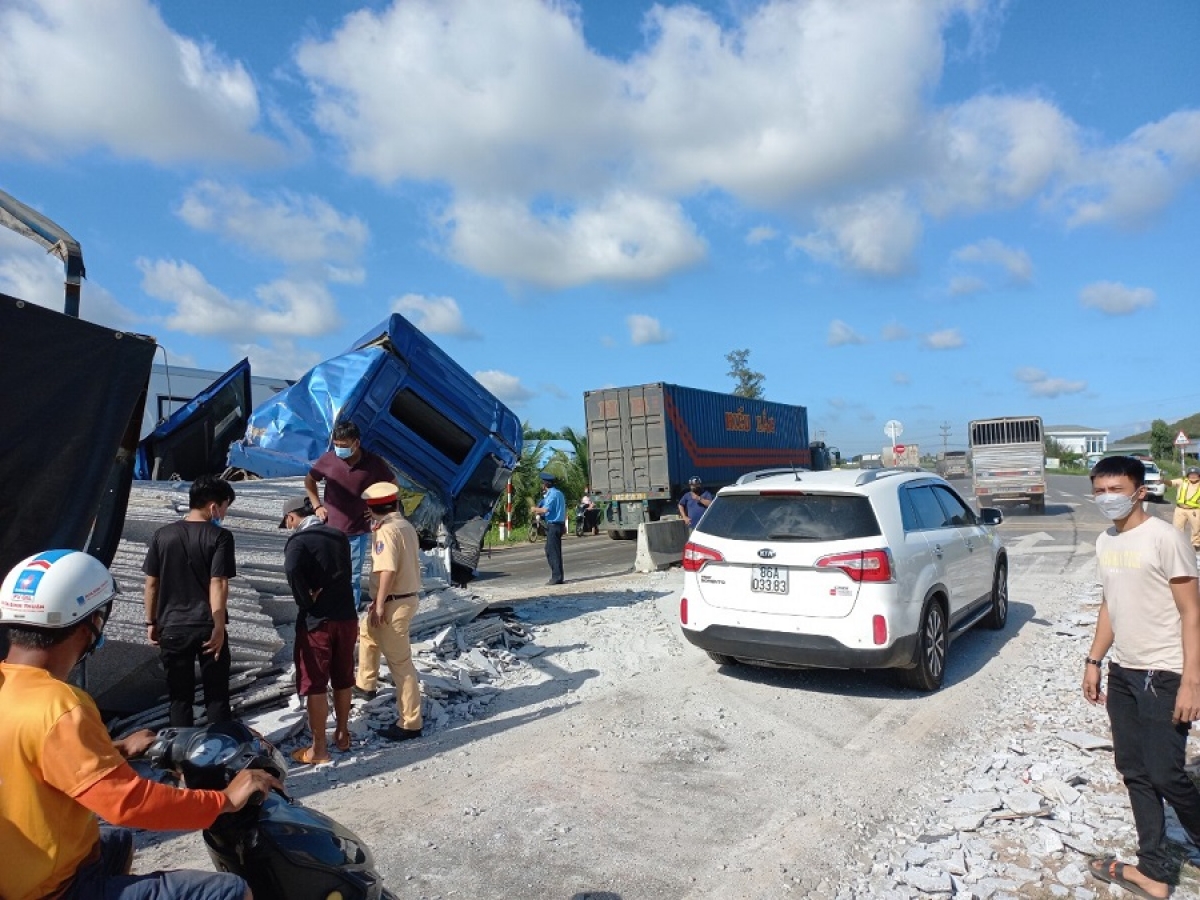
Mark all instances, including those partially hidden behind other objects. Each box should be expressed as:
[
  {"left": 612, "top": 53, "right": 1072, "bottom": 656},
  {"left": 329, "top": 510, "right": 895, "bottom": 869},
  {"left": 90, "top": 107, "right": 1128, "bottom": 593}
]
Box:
[{"left": 585, "top": 383, "right": 821, "bottom": 537}]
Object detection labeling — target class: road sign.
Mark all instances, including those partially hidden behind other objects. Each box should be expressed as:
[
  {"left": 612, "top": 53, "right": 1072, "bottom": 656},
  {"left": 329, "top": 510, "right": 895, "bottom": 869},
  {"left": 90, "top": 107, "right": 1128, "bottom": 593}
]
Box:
[
  {"left": 884, "top": 420, "right": 903, "bottom": 440},
  {"left": 1176, "top": 431, "right": 1189, "bottom": 446},
  {"left": 894, "top": 443, "right": 906, "bottom": 454}
]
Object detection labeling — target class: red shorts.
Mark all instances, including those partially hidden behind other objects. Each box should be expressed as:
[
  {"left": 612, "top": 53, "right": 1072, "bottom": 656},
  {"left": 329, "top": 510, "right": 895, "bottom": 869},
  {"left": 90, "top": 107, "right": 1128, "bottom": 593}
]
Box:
[{"left": 294, "top": 618, "right": 358, "bottom": 696}]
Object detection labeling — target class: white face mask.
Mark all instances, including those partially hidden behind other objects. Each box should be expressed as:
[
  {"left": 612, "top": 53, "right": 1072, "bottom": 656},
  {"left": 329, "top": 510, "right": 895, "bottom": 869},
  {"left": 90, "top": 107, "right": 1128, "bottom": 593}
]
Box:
[{"left": 1095, "top": 491, "right": 1138, "bottom": 521}]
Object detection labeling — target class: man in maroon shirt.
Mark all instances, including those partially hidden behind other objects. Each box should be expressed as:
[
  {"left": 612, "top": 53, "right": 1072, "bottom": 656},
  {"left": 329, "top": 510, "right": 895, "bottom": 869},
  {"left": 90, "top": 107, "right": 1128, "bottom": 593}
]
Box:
[{"left": 304, "top": 421, "right": 396, "bottom": 614}]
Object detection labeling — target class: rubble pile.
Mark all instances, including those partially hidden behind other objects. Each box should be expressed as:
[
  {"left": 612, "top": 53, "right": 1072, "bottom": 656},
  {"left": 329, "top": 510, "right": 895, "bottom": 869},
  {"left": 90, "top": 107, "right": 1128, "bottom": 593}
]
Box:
[{"left": 832, "top": 581, "right": 1200, "bottom": 900}]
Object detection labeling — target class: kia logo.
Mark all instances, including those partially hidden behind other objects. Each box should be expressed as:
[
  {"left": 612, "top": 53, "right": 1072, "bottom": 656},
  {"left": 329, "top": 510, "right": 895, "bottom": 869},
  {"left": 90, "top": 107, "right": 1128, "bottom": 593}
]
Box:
[{"left": 757, "top": 549, "right": 776, "bottom": 559}]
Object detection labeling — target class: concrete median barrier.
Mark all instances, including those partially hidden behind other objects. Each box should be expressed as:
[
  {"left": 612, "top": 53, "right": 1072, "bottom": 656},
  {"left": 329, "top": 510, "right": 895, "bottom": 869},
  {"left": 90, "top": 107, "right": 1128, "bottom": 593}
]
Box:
[{"left": 634, "top": 518, "right": 690, "bottom": 573}]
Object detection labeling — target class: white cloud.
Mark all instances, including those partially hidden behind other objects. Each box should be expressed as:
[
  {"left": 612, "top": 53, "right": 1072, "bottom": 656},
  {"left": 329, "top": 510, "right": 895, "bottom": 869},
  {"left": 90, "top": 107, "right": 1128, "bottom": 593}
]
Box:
[
  {"left": 923, "top": 95, "right": 1079, "bottom": 216},
  {"left": 392, "top": 293, "right": 479, "bottom": 338},
  {"left": 1079, "top": 281, "right": 1156, "bottom": 315},
  {"left": 0, "top": 0, "right": 283, "bottom": 164},
  {"left": 177, "top": 181, "right": 368, "bottom": 275},
  {"left": 881, "top": 321, "right": 910, "bottom": 341},
  {"left": 474, "top": 369, "right": 535, "bottom": 405},
  {"left": 231, "top": 340, "right": 322, "bottom": 380},
  {"left": 795, "top": 191, "right": 922, "bottom": 276},
  {"left": 295, "top": 0, "right": 1200, "bottom": 285},
  {"left": 138, "top": 259, "right": 339, "bottom": 338},
  {"left": 1014, "top": 366, "right": 1086, "bottom": 398},
  {"left": 948, "top": 275, "right": 987, "bottom": 296},
  {"left": 443, "top": 192, "right": 706, "bottom": 289},
  {"left": 922, "top": 328, "right": 964, "bottom": 350},
  {"left": 745, "top": 226, "right": 779, "bottom": 245},
  {"left": 1059, "top": 110, "right": 1200, "bottom": 228},
  {"left": 627, "top": 314, "right": 671, "bottom": 345},
  {"left": 0, "top": 229, "right": 136, "bottom": 328},
  {"left": 892, "top": 372, "right": 911, "bottom": 385},
  {"left": 952, "top": 238, "right": 1032, "bottom": 284},
  {"left": 827, "top": 319, "right": 866, "bottom": 347}
]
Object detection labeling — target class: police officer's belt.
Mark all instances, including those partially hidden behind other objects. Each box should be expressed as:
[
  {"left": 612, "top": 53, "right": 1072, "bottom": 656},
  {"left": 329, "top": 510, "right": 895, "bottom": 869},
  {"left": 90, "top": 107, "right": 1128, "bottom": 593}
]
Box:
[{"left": 385, "top": 592, "right": 419, "bottom": 601}]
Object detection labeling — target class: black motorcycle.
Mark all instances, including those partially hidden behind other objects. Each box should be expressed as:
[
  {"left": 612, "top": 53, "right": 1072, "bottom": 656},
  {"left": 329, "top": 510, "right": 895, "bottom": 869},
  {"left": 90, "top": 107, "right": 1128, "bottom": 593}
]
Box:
[
  {"left": 575, "top": 503, "right": 601, "bottom": 537},
  {"left": 143, "top": 721, "right": 397, "bottom": 900}
]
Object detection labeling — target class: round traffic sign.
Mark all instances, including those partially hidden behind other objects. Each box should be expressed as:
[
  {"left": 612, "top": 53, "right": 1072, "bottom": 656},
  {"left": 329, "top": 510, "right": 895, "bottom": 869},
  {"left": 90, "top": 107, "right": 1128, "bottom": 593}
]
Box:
[
  {"left": 894, "top": 443, "right": 906, "bottom": 454},
  {"left": 884, "top": 419, "right": 903, "bottom": 439}
]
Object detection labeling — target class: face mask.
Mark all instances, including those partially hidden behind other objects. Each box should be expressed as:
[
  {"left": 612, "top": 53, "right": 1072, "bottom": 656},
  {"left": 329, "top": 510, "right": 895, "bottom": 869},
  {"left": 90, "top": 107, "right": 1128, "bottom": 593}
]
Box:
[
  {"left": 334, "top": 445, "right": 354, "bottom": 459},
  {"left": 1095, "top": 492, "right": 1137, "bottom": 521}
]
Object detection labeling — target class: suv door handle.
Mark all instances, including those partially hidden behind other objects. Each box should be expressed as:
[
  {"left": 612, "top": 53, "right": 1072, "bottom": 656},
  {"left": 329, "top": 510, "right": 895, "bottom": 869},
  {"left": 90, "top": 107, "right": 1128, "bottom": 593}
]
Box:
[
  {"left": 932, "top": 544, "right": 943, "bottom": 557},
  {"left": 964, "top": 540, "right": 974, "bottom": 551}
]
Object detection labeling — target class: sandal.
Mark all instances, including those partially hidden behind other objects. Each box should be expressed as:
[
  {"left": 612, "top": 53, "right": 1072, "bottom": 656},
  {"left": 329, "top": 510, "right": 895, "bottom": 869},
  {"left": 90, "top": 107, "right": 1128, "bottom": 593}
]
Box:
[
  {"left": 290, "top": 747, "right": 332, "bottom": 766},
  {"left": 1088, "top": 857, "right": 1167, "bottom": 899}
]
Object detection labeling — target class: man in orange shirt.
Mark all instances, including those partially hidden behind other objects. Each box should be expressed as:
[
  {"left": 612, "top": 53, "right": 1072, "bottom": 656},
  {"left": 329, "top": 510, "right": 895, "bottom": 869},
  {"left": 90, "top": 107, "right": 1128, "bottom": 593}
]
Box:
[{"left": 0, "top": 550, "right": 280, "bottom": 900}]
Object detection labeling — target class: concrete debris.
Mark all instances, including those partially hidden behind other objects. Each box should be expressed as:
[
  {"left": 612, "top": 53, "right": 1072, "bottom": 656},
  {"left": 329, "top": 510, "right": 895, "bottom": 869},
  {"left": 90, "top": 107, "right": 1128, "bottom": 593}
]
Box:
[
  {"left": 838, "top": 581, "right": 1200, "bottom": 899},
  {"left": 103, "top": 478, "right": 550, "bottom": 765}
]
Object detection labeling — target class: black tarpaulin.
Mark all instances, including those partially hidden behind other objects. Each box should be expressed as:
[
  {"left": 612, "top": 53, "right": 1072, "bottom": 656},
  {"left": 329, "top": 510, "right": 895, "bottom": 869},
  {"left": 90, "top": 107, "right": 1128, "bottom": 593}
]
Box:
[{"left": 0, "top": 293, "right": 156, "bottom": 577}]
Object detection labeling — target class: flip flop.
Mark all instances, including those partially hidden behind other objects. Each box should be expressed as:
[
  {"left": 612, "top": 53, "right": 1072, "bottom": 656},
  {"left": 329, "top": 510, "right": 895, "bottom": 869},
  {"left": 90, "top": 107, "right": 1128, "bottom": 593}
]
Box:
[
  {"left": 290, "top": 747, "right": 332, "bottom": 766},
  {"left": 1088, "top": 857, "right": 1164, "bottom": 899},
  {"left": 334, "top": 732, "right": 351, "bottom": 752}
]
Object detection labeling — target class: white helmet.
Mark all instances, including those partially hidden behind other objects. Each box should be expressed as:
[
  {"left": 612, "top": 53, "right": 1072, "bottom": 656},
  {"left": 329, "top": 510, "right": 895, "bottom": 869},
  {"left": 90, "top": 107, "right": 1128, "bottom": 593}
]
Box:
[{"left": 1, "top": 550, "right": 116, "bottom": 628}]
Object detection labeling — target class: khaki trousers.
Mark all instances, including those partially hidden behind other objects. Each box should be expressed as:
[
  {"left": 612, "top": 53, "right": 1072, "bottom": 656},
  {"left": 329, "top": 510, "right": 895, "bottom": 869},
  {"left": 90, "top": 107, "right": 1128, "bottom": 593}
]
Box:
[
  {"left": 1173, "top": 506, "right": 1200, "bottom": 550},
  {"left": 357, "top": 596, "right": 423, "bottom": 729}
]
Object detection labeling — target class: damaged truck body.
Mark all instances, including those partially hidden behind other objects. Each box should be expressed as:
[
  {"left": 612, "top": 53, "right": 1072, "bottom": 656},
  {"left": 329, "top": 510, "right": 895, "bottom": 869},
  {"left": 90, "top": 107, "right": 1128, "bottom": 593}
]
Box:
[{"left": 227, "top": 314, "right": 522, "bottom": 584}]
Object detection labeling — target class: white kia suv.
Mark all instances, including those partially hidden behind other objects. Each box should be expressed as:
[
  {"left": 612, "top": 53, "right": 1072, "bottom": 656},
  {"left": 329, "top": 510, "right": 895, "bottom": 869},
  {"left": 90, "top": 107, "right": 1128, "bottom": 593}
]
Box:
[{"left": 678, "top": 468, "right": 1008, "bottom": 691}]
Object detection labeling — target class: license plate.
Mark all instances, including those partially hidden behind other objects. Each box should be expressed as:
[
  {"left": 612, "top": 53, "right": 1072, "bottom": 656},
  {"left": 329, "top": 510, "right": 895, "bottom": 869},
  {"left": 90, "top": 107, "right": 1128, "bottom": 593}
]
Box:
[{"left": 750, "top": 565, "right": 788, "bottom": 594}]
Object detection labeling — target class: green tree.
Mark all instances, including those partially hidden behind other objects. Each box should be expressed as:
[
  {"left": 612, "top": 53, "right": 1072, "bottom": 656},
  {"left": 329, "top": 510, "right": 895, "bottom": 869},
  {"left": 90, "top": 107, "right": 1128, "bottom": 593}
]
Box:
[
  {"left": 523, "top": 424, "right": 561, "bottom": 441},
  {"left": 559, "top": 425, "right": 589, "bottom": 486},
  {"left": 1150, "top": 419, "right": 1173, "bottom": 460},
  {"left": 726, "top": 348, "right": 765, "bottom": 399},
  {"left": 1045, "top": 436, "right": 1082, "bottom": 468}
]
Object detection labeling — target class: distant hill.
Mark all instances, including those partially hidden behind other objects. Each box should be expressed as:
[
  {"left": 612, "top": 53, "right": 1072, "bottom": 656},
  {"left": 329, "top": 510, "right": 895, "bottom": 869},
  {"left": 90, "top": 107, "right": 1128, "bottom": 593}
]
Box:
[{"left": 1118, "top": 413, "right": 1200, "bottom": 443}]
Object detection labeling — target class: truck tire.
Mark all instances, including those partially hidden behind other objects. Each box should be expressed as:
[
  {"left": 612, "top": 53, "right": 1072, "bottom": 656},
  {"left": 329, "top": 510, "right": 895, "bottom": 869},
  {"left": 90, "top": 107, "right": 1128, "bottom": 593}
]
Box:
[{"left": 1030, "top": 496, "right": 1046, "bottom": 514}]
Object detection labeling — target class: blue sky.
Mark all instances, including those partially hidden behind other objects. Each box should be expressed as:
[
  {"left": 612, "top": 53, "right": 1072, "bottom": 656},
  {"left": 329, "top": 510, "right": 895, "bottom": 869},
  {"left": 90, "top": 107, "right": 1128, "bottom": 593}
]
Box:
[{"left": 2, "top": 0, "right": 1198, "bottom": 457}]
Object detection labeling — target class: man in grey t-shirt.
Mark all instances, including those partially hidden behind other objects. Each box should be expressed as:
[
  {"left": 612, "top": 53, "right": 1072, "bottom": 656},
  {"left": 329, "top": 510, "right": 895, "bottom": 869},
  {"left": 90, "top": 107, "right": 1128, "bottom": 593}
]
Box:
[{"left": 1083, "top": 455, "right": 1200, "bottom": 898}]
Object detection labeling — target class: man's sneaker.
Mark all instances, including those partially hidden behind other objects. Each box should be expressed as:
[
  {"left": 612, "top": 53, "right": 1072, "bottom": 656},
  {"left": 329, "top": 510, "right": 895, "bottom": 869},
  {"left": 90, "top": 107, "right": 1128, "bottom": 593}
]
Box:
[
  {"left": 352, "top": 686, "right": 377, "bottom": 701},
  {"left": 377, "top": 723, "right": 422, "bottom": 742}
]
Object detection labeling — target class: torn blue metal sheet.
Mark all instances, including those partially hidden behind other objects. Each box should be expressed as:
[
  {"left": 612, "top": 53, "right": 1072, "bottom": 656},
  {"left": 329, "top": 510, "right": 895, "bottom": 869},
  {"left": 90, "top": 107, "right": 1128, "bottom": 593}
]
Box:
[{"left": 227, "top": 314, "right": 522, "bottom": 581}]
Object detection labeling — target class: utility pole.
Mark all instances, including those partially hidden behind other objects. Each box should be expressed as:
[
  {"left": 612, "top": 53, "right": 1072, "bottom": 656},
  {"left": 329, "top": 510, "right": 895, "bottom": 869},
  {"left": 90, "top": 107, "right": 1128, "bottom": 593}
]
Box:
[{"left": 939, "top": 421, "right": 951, "bottom": 453}]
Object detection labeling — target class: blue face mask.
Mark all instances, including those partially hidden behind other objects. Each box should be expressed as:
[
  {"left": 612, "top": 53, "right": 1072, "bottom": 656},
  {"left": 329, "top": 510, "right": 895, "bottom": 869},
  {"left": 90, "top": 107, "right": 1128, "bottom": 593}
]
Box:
[
  {"left": 334, "top": 445, "right": 354, "bottom": 459},
  {"left": 211, "top": 517, "right": 223, "bottom": 528}
]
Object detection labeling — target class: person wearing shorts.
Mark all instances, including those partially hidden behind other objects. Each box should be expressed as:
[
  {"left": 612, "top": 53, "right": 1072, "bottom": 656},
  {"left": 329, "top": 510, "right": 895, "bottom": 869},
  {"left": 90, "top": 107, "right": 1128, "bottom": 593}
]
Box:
[{"left": 281, "top": 497, "right": 359, "bottom": 764}]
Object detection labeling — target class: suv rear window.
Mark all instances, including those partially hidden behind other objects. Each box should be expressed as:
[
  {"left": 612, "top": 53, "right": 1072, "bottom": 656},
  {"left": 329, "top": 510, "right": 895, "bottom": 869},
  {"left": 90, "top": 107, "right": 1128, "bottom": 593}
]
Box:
[{"left": 695, "top": 493, "right": 881, "bottom": 541}]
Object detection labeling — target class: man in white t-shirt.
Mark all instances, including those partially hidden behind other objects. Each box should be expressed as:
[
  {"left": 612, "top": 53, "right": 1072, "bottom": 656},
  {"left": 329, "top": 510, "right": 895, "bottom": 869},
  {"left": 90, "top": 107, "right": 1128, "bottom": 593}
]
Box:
[{"left": 1083, "top": 455, "right": 1200, "bottom": 899}]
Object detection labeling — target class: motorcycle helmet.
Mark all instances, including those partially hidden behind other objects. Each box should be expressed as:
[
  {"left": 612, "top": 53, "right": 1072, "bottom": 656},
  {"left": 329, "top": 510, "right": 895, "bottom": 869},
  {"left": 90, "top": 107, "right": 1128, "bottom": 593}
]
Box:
[
  {"left": 688, "top": 476, "right": 702, "bottom": 486},
  {"left": 1, "top": 550, "right": 117, "bottom": 628}
]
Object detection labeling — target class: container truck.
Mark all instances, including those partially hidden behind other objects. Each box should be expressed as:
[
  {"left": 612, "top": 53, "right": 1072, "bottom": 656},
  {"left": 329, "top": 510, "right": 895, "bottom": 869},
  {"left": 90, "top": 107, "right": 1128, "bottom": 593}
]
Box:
[
  {"left": 969, "top": 415, "right": 1047, "bottom": 513},
  {"left": 585, "top": 383, "right": 822, "bottom": 538}
]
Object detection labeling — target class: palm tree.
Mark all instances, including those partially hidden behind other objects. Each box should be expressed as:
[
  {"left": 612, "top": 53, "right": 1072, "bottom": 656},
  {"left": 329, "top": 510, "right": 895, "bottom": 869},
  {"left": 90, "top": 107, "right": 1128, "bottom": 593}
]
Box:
[{"left": 560, "top": 425, "right": 589, "bottom": 487}]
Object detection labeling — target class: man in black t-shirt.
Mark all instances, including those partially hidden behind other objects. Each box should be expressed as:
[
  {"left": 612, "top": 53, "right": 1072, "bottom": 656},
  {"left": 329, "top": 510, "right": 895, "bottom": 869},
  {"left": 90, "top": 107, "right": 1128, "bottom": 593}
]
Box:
[
  {"left": 281, "top": 496, "right": 359, "bottom": 763},
  {"left": 142, "top": 475, "right": 237, "bottom": 726}
]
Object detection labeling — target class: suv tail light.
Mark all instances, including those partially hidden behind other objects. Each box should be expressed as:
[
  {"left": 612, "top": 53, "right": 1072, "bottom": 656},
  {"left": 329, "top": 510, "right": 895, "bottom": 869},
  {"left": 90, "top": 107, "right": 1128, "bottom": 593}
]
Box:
[
  {"left": 682, "top": 542, "right": 724, "bottom": 572},
  {"left": 815, "top": 549, "right": 894, "bottom": 583}
]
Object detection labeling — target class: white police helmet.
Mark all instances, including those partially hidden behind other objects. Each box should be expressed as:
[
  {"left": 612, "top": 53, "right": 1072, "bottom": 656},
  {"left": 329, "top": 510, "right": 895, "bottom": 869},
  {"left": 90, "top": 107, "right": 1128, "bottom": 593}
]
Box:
[{"left": 1, "top": 550, "right": 117, "bottom": 628}]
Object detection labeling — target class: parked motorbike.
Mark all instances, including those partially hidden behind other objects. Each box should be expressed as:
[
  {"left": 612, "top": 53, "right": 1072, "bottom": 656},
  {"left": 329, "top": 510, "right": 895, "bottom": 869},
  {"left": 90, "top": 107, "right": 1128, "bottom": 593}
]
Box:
[
  {"left": 575, "top": 503, "right": 600, "bottom": 537},
  {"left": 142, "top": 721, "right": 397, "bottom": 900},
  {"left": 527, "top": 512, "right": 547, "bottom": 542}
]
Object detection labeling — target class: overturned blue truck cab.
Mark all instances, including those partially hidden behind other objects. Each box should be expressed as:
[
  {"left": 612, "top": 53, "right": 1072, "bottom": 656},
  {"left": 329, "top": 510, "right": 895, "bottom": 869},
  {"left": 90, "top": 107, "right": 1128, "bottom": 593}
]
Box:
[{"left": 227, "top": 314, "right": 522, "bottom": 584}]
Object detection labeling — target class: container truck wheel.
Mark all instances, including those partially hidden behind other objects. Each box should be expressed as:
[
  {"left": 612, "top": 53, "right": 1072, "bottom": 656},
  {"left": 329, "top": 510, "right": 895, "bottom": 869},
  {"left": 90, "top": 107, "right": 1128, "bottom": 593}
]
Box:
[{"left": 1030, "top": 496, "right": 1046, "bottom": 514}]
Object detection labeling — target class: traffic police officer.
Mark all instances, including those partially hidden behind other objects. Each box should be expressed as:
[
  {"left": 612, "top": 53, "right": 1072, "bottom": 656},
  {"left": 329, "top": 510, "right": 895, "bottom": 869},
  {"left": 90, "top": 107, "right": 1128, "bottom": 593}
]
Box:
[
  {"left": 532, "top": 472, "right": 566, "bottom": 585},
  {"left": 356, "top": 482, "right": 423, "bottom": 741},
  {"left": 1168, "top": 466, "right": 1200, "bottom": 551}
]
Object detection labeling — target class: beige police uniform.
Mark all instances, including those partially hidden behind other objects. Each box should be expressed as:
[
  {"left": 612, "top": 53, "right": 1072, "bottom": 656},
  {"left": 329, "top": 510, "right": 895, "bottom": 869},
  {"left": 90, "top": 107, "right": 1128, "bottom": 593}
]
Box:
[{"left": 356, "top": 483, "right": 423, "bottom": 731}]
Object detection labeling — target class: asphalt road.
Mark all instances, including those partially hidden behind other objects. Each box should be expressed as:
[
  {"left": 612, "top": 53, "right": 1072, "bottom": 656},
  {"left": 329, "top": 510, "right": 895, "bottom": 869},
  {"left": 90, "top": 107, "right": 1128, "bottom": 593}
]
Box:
[{"left": 473, "top": 528, "right": 639, "bottom": 591}]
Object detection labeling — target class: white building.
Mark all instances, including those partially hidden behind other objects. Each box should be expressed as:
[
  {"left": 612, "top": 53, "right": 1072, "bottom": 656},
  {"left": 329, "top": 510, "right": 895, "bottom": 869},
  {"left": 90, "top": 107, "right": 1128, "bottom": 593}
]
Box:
[{"left": 1044, "top": 424, "right": 1108, "bottom": 456}]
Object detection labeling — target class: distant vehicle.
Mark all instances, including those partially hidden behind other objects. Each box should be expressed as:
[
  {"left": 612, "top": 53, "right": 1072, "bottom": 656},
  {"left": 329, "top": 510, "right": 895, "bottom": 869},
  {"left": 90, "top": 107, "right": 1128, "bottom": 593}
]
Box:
[
  {"left": 969, "top": 416, "right": 1047, "bottom": 513},
  {"left": 882, "top": 444, "right": 920, "bottom": 468},
  {"left": 936, "top": 450, "right": 970, "bottom": 480},
  {"left": 678, "top": 468, "right": 1008, "bottom": 691},
  {"left": 227, "top": 314, "right": 522, "bottom": 584},
  {"left": 1136, "top": 457, "right": 1165, "bottom": 501},
  {"left": 584, "top": 383, "right": 827, "bottom": 540}
]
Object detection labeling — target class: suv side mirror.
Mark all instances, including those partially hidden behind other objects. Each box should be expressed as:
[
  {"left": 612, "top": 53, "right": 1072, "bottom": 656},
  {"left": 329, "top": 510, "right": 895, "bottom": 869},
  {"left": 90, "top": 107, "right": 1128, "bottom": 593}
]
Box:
[{"left": 979, "top": 507, "right": 1003, "bottom": 526}]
